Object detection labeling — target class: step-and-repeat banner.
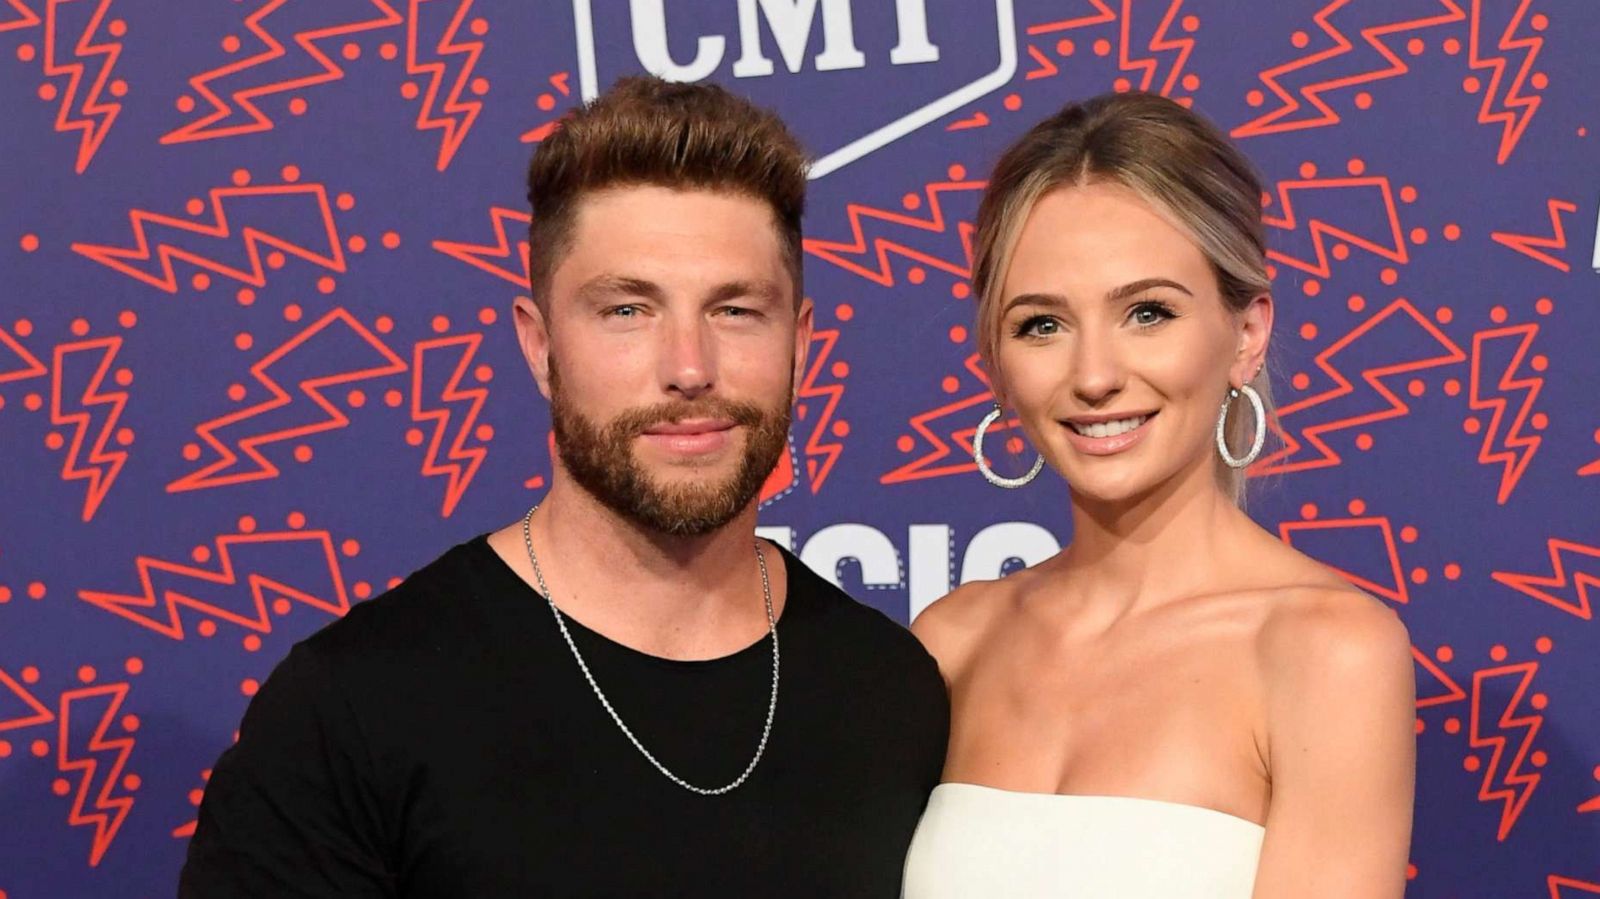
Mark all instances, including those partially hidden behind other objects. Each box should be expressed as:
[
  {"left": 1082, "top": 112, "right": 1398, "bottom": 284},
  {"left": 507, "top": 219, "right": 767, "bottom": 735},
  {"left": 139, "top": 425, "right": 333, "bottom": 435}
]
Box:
[{"left": 2, "top": 2, "right": 1597, "bottom": 895}]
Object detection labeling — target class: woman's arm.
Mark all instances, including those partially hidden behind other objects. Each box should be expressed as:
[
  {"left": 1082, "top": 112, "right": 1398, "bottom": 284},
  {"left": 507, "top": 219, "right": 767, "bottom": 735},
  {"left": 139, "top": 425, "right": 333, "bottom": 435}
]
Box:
[{"left": 1250, "top": 589, "right": 1416, "bottom": 898}]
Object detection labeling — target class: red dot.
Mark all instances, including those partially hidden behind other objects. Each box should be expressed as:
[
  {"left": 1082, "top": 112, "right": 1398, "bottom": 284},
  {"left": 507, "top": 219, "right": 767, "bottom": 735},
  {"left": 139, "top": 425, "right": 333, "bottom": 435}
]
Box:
[
  {"left": 37, "top": 83, "right": 56, "bottom": 101},
  {"left": 1531, "top": 13, "right": 1548, "bottom": 29},
  {"left": 471, "top": 77, "right": 489, "bottom": 96},
  {"left": 115, "top": 427, "right": 134, "bottom": 446},
  {"left": 1414, "top": 718, "right": 1425, "bottom": 734},
  {"left": 1300, "top": 503, "right": 1318, "bottom": 520},
  {"left": 176, "top": 95, "right": 195, "bottom": 112},
  {"left": 1182, "top": 73, "right": 1200, "bottom": 92},
  {"left": 1445, "top": 717, "right": 1461, "bottom": 734},
  {"left": 1400, "top": 186, "right": 1418, "bottom": 203},
  {"left": 1299, "top": 322, "right": 1317, "bottom": 339},
  {"left": 1406, "top": 37, "right": 1424, "bottom": 55},
  {"left": 537, "top": 93, "right": 555, "bottom": 111},
  {"left": 1347, "top": 294, "right": 1366, "bottom": 312},
  {"left": 948, "top": 325, "right": 967, "bottom": 343},
  {"left": 1443, "top": 37, "right": 1461, "bottom": 54},
  {"left": 400, "top": 82, "right": 419, "bottom": 99},
  {"left": 197, "top": 620, "right": 217, "bottom": 637},
  {"left": 238, "top": 515, "right": 257, "bottom": 533},
  {"left": 235, "top": 333, "right": 253, "bottom": 351},
  {"left": 1436, "top": 307, "right": 1454, "bottom": 324},
  {"left": 473, "top": 365, "right": 493, "bottom": 383},
  {"left": 1444, "top": 563, "right": 1461, "bottom": 580},
  {"left": 1298, "top": 161, "right": 1317, "bottom": 178},
  {"left": 31, "top": 740, "right": 48, "bottom": 757},
  {"left": 1536, "top": 636, "right": 1552, "bottom": 653},
  {"left": 288, "top": 98, "right": 307, "bottom": 115},
  {"left": 53, "top": 778, "right": 71, "bottom": 796},
  {"left": 341, "top": 42, "right": 360, "bottom": 61},
  {"left": 1407, "top": 379, "right": 1424, "bottom": 397},
  {"left": 20, "top": 667, "right": 39, "bottom": 684},
  {"left": 1463, "top": 418, "right": 1481, "bottom": 434},
  {"left": 354, "top": 581, "right": 373, "bottom": 599},
  {"left": 16, "top": 43, "right": 34, "bottom": 61},
  {"left": 317, "top": 276, "right": 336, "bottom": 294},
  {"left": 1530, "top": 354, "right": 1548, "bottom": 372},
  {"left": 830, "top": 361, "right": 849, "bottom": 379},
  {"left": 897, "top": 435, "right": 914, "bottom": 452},
  {"left": 1535, "top": 297, "right": 1553, "bottom": 315},
  {"left": 336, "top": 193, "right": 355, "bottom": 211},
  {"left": 380, "top": 42, "right": 397, "bottom": 60},
  {"left": 1531, "top": 412, "right": 1548, "bottom": 430},
  {"left": 241, "top": 679, "right": 259, "bottom": 697},
  {"left": 1347, "top": 499, "right": 1366, "bottom": 515},
  {"left": 293, "top": 445, "right": 312, "bottom": 463},
  {"left": 1112, "top": 77, "right": 1132, "bottom": 93},
  {"left": 1245, "top": 89, "right": 1263, "bottom": 107},
  {"left": 1464, "top": 756, "right": 1481, "bottom": 772},
  {"left": 1056, "top": 39, "right": 1074, "bottom": 56},
  {"left": 941, "top": 376, "right": 959, "bottom": 394},
  {"left": 405, "top": 428, "right": 423, "bottom": 446},
  {"left": 125, "top": 657, "right": 143, "bottom": 675},
  {"left": 1490, "top": 305, "right": 1507, "bottom": 323},
  {"left": 1354, "top": 92, "right": 1372, "bottom": 110},
  {"left": 951, "top": 282, "right": 970, "bottom": 299},
  {"left": 1463, "top": 76, "right": 1481, "bottom": 93},
  {"left": 1490, "top": 645, "right": 1507, "bottom": 661},
  {"left": 475, "top": 424, "right": 495, "bottom": 441},
  {"left": 19, "top": 233, "right": 39, "bottom": 252},
  {"left": 470, "top": 17, "right": 489, "bottom": 35},
  {"left": 1005, "top": 437, "right": 1024, "bottom": 454},
  {"left": 1409, "top": 227, "right": 1428, "bottom": 244},
  {"left": 1290, "top": 373, "right": 1309, "bottom": 393},
  {"left": 1531, "top": 693, "right": 1548, "bottom": 710},
  {"left": 384, "top": 389, "right": 403, "bottom": 407},
  {"left": 1380, "top": 268, "right": 1398, "bottom": 285},
  {"left": 283, "top": 304, "right": 303, "bottom": 323},
  {"left": 382, "top": 232, "right": 401, "bottom": 249},
  {"left": 1444, "top": 223, "right": 1461, "bottom": 241},
  {"left": 1532, "top": 750, "right": 1548, "bottom": 767},
  {"left": 948, "top": 164, "right": 966, "bottom": 180},
  {"left": 1531, "top": 72, "right": 1548, "bottom": 90},
  {"left": 280, "top": 165, "right": 300, "bottom": 182},
  {"left": 287, "top": 511, "right": 305, "bottom": 528},
  {"left": 831, "top": 420, "right": 851, "bottom": 438},
  {"left": 431, "top": 315, "right": 450, "bottom": 333},
  {"left": 906, "top": 267, "right": 926, "bottom": 285},
  {"left": 273, "top": 598, "right": 292, "bottom": 615},
  {"left": 182, "top": 443, "right": 201, "bottom": 461},
  {"left": 375, "top": 315, "right": 394, "bottom": 333},
  {"left": 835, "top": 304, "right": 853, "bottom": 321},
  {"left": 78, "top": 665, "right": 95, "bottom": 684},
  {"left": 1302, "top": 279, "right": 1321, "bottom": 297},
  {"left": 478, "top": 306, "right": 498, "bottom": 325},
  {"left": 26, "top": 582, "right": 45, "bottom": 600},
  {"left": 70, "top": 317, "right": 90, "bottom": 336},
  {"left": 24, "top": 393, "right": 41, "bottom": 411},
  {"left": 44, "top": 432, "right": 63, "bottom": 450},
  {"left": 267, "top": 251, "right": 285, "bottom": 269},
  {"left": 348, "top": 235, "right": 367, "bottom": 253},
  {"left": 0, "top": 740, "right": 10, "bottom": 757},
  {"left": 236, "top": 288, "right": 256, "bottom": 306},
  {"left": 1093, "top": 38, "right": 1111, "bottom": 56},
  {"left": 1291, "top": 31, "right": 1309, "bottom": 48},
  {"left": 221, "top": 35, "right": 240, "bottom": 53},
  {"left": 243, "top": 634, "right": 262, "bottom": 652},
  {"left": 123, "top": 774, "right": 142, "bottom": 791},
  {"left": 1181, "top": 14, "right": 1199, "bottom": 30},
  {"left": 1355, "top": 433, "right": 1373, "bottom": 450}
]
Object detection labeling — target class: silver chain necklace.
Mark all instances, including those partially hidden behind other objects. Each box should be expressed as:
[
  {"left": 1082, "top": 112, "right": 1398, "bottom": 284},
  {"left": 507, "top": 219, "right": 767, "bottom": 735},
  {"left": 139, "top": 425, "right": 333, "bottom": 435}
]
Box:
[{"left": 520, "top": 504, "right": 779, "bottom": 796}]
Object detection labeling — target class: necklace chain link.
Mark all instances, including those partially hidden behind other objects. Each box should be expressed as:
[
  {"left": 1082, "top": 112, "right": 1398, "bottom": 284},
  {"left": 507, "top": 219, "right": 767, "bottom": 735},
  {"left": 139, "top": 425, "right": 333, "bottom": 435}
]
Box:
[{"left": 521, "top": 505, "right": 779, "bottom": 796}]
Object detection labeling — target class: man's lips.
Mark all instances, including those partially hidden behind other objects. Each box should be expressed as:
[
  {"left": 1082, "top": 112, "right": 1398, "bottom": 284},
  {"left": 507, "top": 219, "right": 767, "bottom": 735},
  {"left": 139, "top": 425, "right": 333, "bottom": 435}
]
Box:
[{"left": 642, "top": 418, "right": 737, "bottom": 436}]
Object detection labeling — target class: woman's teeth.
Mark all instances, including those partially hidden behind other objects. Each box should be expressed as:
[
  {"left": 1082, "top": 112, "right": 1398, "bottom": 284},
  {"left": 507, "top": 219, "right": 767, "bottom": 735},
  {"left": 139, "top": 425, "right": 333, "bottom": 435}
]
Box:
[{"left": 1070, "top": 415, "right": 1150, "bottom": 438}]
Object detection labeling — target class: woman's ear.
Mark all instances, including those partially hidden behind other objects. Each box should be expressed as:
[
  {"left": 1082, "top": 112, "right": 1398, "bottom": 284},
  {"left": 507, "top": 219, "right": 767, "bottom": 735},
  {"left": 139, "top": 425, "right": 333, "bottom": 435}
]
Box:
[{"left": 1231, "top": 292, "right": 1273, "bottom": 387}]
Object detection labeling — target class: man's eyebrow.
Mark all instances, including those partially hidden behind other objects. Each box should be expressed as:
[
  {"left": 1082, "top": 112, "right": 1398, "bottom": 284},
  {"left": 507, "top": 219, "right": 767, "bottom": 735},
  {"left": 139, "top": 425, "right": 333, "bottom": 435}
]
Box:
[
  {"left": 705, "top": 279, "right": 783, "bottom": 305},
  {"left": 575, "top": 275, "right": 665, "bottom": 304}
]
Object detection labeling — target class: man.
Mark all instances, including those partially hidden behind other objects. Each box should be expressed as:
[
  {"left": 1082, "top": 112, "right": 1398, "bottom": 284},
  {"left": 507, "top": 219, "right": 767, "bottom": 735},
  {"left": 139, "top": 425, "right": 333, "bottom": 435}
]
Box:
[{"left": 179, "top": 76, "right": 949, "bottom": 897}]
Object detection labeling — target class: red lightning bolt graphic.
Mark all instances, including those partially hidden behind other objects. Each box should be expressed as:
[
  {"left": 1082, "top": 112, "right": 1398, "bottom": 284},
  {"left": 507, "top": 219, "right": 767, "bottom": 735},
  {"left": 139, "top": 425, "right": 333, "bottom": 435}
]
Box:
[
  {"left": 1117, "top": 0, "right": 1195, "bottom": 97},
  {"left": 520, "top": 71, "right": 573, "bottom": 142},
  {"left": 0, "top": 0, "right": 41, "bottom": 31},
  {"left": 1412, "top": 647, "right": 1466, "bottom": 708},
  {"left": 1468, "top": 323, "right": 1541, "bottom": 504},
  {"left": 0, "top": 325, "right": 50, "bottom": 384},
  {"left": 882, "top": 353, "right": 1013, "bottom": 485},
  {"left": 1549, "top": 877, "right": 1600, "bottom": 898},
  {"left": 433, "top": 206, "right": 530, "bottom": 288},
  {"left": 1490, "top": 198, "right": 1574, "bottom": 271},
  {"left": 1027, "top": 0, "right": 1116, "bottom": 35},
  {"left": 71, "top": 180, "right": 347, "bottom": 293},
  {"left": 804, "top": 173, "right": 981, "bottom": 287},
  {"left": 0, "top": 667, "right": 55, "bottom": 731},
  {"left": 50, "top": 336, "right": 128, "bottom": 521},
  {"left": 1468, "top": 661, "right": 1541, "bottom": 841},
  {"left": 1254, "top": 299, "right": 1466, "bottom": 476},
  {"left": 1467, "top": 0, "right": 1543, "bottom": 164},
  {"left": 411, "top": 333, "right": 487, "bottom": 517},
  {"left": 405, "top": 0, "right": 482, "bottom": 170},
  {"left": 79, "top": 528, "right": 352, "bottom": 639},
  {"left": 168, "top": 308, "right": 406, "bottom": 492},
  {"left": 162, "top": 0, "right": 402, "bottom": 144},
  {"left": 1492, "top": 538, "right": 1597, "bottom": 620},
  {"left": 57, "top": 682, "right": 135, "bottom": 865},
  {"left": 796, "top": 328, "right": 846, "bottom": 493},
  {"left": 1232, "top": 0, "right": 1465, "bottom": 138},
  {"left": 1280, "top": 515, "right": 1409, "bottom": 602},
  {"left": 1262, "top": 174, "right": 1409, "bottom": 278},
  {"left": 40, "top": 0, "right": 123, "bottom": 172}
]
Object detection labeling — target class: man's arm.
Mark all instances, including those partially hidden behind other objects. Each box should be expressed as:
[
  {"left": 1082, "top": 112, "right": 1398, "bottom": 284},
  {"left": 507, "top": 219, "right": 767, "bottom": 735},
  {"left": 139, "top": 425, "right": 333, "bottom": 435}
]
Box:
[{"left": 179, "top": 642, "right": 395, "bottom": 898}]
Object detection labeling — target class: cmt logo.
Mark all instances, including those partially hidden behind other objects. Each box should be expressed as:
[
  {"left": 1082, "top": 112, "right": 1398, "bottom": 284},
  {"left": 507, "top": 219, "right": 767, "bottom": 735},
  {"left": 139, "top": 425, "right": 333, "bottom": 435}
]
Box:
[{"left": 572, "top": 0, "right": 1017, "bottom": 177}]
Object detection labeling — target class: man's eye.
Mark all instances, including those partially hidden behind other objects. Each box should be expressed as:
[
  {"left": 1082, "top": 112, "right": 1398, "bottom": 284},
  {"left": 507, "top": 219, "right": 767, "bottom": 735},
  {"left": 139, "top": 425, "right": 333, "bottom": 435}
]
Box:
[{"left": 606, "top": 305, "right": 641, "bottom": 318}]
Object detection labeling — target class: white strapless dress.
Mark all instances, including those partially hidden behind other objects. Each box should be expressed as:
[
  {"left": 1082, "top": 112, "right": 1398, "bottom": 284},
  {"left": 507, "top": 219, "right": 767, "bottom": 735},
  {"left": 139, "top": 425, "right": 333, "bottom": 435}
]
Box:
[{"left": 902, "top": 783, "right": 1264, "bottom": 898}]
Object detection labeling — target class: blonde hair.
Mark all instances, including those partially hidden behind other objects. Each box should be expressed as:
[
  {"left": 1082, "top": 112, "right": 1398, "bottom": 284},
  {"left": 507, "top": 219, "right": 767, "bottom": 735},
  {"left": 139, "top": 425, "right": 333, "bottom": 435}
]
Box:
[{"left": 971, "top": 91, "right": 1274, "bottom": 503}]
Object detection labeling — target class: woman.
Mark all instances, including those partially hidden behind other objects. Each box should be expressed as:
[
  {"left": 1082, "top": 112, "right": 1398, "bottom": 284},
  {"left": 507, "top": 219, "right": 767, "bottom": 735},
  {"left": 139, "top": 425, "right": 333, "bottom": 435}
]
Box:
[{"left": 902, "top": 92, "right": 1415, "bottom": 897}]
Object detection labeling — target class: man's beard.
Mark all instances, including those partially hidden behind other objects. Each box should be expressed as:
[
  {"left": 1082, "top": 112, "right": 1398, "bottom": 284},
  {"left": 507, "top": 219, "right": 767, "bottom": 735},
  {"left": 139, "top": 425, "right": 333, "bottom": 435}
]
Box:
[{"left": 548, "top": 365, "right": 792, "bottom": 537}]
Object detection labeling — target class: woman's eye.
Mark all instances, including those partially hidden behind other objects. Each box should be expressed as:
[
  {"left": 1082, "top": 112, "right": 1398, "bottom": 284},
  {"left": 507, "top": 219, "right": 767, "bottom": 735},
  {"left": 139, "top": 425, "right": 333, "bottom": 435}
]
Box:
[
  {"left": 1129, "top": 302, "right": 1176, "bottom": 327},
  {"left": 1014, "top": 315, "right": 1060, "bottom": 338}
]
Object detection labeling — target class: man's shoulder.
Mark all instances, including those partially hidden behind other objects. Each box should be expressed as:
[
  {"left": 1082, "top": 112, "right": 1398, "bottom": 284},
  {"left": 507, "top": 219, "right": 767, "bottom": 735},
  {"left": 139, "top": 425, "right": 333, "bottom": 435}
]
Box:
[
  {"left": 300, "top": 532, "right": 500, "bottom": 664},
  {"left": 781, "top": 545, "right": 941, "bottom": 680}
]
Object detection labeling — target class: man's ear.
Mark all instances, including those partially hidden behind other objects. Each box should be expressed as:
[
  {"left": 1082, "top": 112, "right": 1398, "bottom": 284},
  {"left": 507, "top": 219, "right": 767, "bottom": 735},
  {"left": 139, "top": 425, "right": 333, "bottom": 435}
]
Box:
[
  {"left": 790, "top": 296, "right": 814, "bottom": 405},
  {"left": 513, "top": 295, "right": 553, "bottom": 400},
  {"left": 1231, "top": 292, "right": 1273, "bottom": 388}
]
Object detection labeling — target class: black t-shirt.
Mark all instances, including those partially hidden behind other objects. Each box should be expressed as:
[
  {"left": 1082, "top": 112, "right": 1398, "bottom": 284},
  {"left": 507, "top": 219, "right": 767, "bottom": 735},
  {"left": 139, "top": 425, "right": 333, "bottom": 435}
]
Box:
[{"left": 179, "top": 533, "right": 949, "bottom": 897}]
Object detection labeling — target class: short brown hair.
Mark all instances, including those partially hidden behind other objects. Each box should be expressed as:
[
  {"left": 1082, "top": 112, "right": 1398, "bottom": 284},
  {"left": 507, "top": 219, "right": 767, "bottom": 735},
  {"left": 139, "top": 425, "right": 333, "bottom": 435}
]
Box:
[
  {"left": 972, "top": 91, "right": 1274, "bottom": 503},
  {"left": 525, "top": 76, "right": 809, "bottom": 305}
]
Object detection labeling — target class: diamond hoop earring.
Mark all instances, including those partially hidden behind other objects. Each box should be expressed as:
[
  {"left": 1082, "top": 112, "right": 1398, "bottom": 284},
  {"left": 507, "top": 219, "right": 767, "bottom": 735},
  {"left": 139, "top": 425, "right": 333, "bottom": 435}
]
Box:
[
  {"left": 1215, "top": 383, "right": 1266, "bottom": 469},
  {"left": 974, "top": 405, "right": 1044, "bottom": 488}
]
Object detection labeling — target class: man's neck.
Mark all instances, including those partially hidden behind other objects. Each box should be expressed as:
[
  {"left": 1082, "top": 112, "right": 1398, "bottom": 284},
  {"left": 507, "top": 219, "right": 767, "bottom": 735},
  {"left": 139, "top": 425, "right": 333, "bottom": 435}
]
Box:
[{"left": 487, "top": 477, "right": 784, "bottom": 661}]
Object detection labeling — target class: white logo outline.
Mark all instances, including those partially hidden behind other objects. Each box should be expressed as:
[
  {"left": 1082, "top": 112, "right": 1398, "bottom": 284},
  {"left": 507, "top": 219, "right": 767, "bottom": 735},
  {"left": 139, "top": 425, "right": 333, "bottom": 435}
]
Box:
[{"left": 571, "top": 0, "right": 1017, "bottom": 179}]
